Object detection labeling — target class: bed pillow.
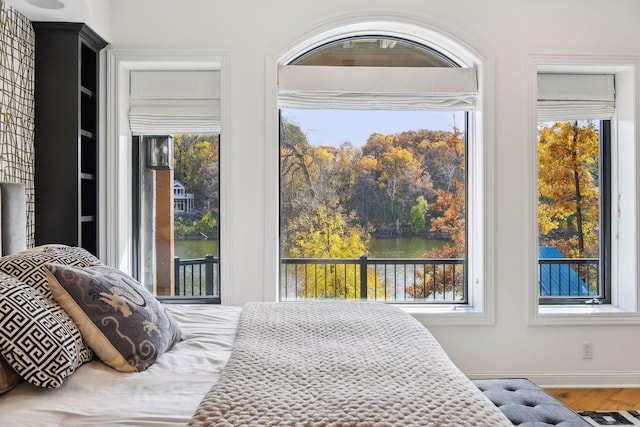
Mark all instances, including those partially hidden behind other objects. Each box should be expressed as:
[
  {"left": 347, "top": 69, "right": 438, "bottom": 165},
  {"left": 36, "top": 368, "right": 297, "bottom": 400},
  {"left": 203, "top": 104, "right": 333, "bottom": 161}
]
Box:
[
  {"left": 0, "top": 245, "right": 101, "bottom": 300},
  {"left": 0, "top": 272, "right": 94, "bottom": 388},
  {"left": 44, "top": 263, "right": 183, "bottom": 373},
  {"left": 0, "top": 356, "right": 22, "bottom": 394},
  {"left": 36, "top": 245, "right": 101, "bottom": 265}
]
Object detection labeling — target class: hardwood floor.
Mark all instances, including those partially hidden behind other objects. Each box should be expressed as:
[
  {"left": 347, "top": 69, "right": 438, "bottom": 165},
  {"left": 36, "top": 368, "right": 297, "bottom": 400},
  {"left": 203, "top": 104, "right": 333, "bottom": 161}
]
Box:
[{"left": 546, "top": 388, "right": 640, "bottom": 411}]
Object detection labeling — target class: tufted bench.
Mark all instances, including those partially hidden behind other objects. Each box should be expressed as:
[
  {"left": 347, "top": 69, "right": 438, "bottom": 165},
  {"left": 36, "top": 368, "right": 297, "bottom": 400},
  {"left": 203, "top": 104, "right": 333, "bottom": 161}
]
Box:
[{"left": 472, "top": 378, "right": 590, "bottom": 426}]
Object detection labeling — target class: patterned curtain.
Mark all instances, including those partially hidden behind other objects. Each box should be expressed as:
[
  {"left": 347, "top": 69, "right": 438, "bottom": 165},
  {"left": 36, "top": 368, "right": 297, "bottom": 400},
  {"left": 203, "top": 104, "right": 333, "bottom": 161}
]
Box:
[{"left": 0, "top": 1, "right": 35, "bottom": 246}]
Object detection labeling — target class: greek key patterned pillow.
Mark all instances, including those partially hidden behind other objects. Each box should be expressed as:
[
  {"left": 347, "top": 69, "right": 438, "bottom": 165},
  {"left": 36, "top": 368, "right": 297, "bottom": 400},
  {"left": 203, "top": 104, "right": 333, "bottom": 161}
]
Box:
[
  {"left": 0, "top": 245, "right": 101, "bottom": 300},
  {"left": 0, "top": 272, "right": 94, "bottom": 388},
  {"left": 36, "top": 245, "right": 101, "bottom": 265},
  {"left": 44, "top": 263, "right": 183, "bottom": 373}
]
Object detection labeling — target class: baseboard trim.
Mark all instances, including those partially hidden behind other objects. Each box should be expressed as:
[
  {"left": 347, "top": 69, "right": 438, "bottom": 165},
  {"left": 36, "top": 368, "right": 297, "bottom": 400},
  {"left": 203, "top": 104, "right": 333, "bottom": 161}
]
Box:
[{"left": 467, "top": 372, "right": 640, "bottom": 388}]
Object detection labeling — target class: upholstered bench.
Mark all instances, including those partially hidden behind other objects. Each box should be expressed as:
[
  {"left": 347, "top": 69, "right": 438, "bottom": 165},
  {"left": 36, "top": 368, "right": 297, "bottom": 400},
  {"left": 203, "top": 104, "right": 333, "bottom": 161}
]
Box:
[{"left": 472, "top": 378, "right": 590, "bottom": 426}]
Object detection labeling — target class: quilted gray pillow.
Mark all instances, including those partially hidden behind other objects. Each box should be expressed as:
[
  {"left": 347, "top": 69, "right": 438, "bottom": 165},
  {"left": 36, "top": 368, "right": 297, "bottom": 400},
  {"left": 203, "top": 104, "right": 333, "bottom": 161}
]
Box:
[
  {"left": 0, "top": 272, "right": 94, "bottom": 388},
  {"left": 44, "top": 263, "right": 183, "bottom": 373}
]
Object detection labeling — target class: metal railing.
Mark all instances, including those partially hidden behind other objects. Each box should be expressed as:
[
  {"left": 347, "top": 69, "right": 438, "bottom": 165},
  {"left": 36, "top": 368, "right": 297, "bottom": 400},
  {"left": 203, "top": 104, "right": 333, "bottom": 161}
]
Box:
[
  {"left": 280, "top": 256, "right": 602, "bottom": 303},
  {"left": 280, "top": 256, "right": 466, "bottom": 304},
  {"left": 538, "top": 258, "right": 600, "bottom": 298},
  {"left": 174, "top": 254, "right": 220, "bottom": 298},
  {"left": 172, "top": 255, "right": 602, "bottom": 304}
]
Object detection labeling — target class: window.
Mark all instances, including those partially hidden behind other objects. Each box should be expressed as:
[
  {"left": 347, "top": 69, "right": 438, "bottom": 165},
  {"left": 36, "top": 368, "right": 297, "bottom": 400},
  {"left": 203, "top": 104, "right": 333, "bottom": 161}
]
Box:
[
  {"left": 129, "top": 70, "right": 221, "bottom": 303},
  {"left": 537, "top": 119, "right": 611, "bottom": 304},
  {"left": 536, "top": 72, "right": 614, "bottom": 305},
  {"left": 532, "top": 59, "right": 640, "bottom": 321},
  {"left": 277, "top": 36, "right": 478, "bottom": 306}
]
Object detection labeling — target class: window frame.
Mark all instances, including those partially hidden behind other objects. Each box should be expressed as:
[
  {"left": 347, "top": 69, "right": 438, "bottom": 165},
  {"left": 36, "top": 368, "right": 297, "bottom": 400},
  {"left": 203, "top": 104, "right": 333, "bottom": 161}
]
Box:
[
  {"left": 529, "top": 56, "right": 640, "bottom": 325},
  {"left": 279, "top": 36, "right": 471, "bottom": 305},
  {"left": 277, "top": 107, "right": 470, "bottom": 304},
  {"left": 537, "top": 119, "right": 612, "bottom": 305},
  {"left": 105, "top": 49, "right": 231, "bottom": 304},
  {"left": 132, "top": 133, "right": 222, "bottom": 305},
  {"left": 265, "top": 20, "right": 495, "bottom": 325}
]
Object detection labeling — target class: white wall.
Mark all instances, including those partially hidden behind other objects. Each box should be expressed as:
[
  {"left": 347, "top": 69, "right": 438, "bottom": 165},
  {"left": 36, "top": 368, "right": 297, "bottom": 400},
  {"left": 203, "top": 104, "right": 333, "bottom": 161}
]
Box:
[
  {"left": 105, "top": 0, "right": 640, "bottom": 386},
  {"left": 2, "top": 0, "right": 111, "bottom": 40}
]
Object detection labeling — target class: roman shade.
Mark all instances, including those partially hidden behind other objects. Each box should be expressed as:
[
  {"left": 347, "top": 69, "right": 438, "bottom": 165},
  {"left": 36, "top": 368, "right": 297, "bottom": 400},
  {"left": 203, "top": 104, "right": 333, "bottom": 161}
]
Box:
[
  {"left": 537, "top": 73, "right": 615, "bottom": 121},
  {"left": 129, "top": 70, "right": 221, "bottom": 134},
  {"left": 277, "top": 65, "right": 477, "bottom": 111}
]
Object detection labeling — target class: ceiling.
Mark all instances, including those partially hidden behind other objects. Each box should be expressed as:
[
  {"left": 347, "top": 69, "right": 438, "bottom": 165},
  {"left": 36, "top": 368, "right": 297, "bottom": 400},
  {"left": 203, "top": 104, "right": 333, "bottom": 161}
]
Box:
[
  {"left": 3, "top": 0, "right": 87, "bottom": 20},
  {"left": 2, "top": 0, "right": 110, "bottom": 39}
]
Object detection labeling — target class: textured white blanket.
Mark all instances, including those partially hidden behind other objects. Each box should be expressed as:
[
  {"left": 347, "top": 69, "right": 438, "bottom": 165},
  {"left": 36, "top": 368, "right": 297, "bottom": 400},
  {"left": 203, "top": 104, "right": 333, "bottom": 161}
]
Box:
[{"left": 189, "top": 302, "right": 511, "bottom": 427}]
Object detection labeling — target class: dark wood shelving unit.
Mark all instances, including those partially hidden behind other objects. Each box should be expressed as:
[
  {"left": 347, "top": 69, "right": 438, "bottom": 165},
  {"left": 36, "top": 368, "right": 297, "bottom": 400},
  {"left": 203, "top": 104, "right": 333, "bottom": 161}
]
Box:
[{"left": 33, "top": 22, "right": 108, "bottom": 256}]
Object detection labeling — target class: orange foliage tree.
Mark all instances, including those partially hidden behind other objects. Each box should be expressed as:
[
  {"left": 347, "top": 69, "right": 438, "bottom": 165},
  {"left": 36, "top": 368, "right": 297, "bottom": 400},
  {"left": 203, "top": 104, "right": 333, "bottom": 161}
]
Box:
[
  {"left": 406, "top": 125, "right": 466, "bottom": 301},
  {"left": 537, "top": 121, "right": 600, "bottom": 258}
]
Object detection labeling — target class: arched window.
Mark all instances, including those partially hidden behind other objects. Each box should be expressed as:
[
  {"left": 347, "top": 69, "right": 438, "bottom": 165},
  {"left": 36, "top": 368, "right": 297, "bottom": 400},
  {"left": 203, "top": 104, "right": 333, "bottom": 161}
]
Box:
[
  {"left": 290, "top": 36, "right": 455, "bottom": 67},
  {"left": 278, "top": 35, "right": 476, "bottom": 111},
  {"left": 277, "top": 33, "right": 484, "bottom": 311}
]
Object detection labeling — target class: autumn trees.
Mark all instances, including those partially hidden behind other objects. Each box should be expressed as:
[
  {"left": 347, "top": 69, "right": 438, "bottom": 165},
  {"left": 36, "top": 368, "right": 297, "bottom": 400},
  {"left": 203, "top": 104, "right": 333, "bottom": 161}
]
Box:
[
  {"left": 537, "top": 121, "right": 600, "bottom": 259},
  {"left": 280, "top": 117, "right": 467, "bottom": 300},
  {"left": 173, "top": 134, "right": 220, "bottom": 239},
  {"left": 283, "top": 204, "right": 381, "bottom": 299},
  {"left": 280, "top": 118, "right": 466, "bottom": 256}
]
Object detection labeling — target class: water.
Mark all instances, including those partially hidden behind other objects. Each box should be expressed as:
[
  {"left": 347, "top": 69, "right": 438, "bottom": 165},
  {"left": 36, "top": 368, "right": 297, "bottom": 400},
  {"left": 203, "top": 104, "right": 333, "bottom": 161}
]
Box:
[
  {"left": 368, "top": 237, "right": 448, "bottom": 258},
  {"left": 174, "top": 239, "right": 219, "bottom": 259},
  {"left": 174, "top": 237, "right": 449, "bottom": 259}
]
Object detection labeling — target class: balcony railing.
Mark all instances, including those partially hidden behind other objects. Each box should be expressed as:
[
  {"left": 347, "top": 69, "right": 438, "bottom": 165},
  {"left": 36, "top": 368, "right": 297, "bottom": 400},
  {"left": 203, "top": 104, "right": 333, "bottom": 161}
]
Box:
[
  {"left": 538, "top": 257, "right": 600, "bottom": 299},
  {"left": 280, "top": 256, "right": 466, "bottom": 304},
  {"left": 280, "top": 256, "right": 602, "bottom": 303},
  {"left": 173, "top": 255, "right": 602, "bottom": 304},
  {"left": 173, "top": 254, "right": 220, "bottom": 300}
]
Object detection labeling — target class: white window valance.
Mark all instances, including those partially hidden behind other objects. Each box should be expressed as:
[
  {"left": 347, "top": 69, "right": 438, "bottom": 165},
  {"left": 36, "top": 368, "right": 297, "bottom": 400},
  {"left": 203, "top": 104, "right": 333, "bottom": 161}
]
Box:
[
  {"left": 537, "top": 73, "right": 615, "bottom": 121},
  {"left": 129, "top": 70, "right": 221, "bottom": 134},
  {"left": 277, "top": 65, "right": 477, "bottom": 111}
]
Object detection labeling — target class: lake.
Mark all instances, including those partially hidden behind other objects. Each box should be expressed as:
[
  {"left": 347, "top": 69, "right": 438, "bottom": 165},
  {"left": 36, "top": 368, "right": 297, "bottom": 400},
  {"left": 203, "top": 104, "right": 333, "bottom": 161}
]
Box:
[
  {"left": 174, "top": 236, "right": 449, "bottom": 260},
  {"left": 368, "top": 237, "right": 448, "bottom": 258}
]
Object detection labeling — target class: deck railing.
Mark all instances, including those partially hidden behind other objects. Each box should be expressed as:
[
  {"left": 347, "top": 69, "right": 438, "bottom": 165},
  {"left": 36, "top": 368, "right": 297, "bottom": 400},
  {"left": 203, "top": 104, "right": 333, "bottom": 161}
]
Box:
[
  {"left": 280, "top": 256, "right": 466, "bottom": 304},
  {"left": 537, "top": 257, "right": 600, "bottom": 298},
  {"left": 173, "top": 254, "right": 220, "bottom": 298},
  {"left": 173, "top": 255, "right": 602, "bottom": 303}
]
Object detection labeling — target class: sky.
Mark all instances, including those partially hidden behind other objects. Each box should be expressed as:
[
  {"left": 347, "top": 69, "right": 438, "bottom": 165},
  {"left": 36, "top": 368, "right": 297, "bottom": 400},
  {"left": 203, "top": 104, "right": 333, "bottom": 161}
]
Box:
[{"left": 282, "top": 109, "right": 465, "bottom": 148}]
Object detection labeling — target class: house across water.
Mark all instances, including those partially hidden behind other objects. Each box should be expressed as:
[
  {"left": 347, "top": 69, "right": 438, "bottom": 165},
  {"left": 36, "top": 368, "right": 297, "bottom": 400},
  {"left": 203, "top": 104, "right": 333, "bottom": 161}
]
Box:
[{"left": 173, "top": 180, "right": 194, "bottom": 213}]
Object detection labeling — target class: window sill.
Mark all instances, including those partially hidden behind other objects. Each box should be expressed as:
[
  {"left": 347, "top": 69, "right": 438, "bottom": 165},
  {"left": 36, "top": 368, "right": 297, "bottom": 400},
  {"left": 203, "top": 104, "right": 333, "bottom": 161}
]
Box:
[
  {"left": 396, "top": 303, "right": 494, "bottom": 326},
  {"left": 531, "top": 304, "right": 640, "bottom": 325}
]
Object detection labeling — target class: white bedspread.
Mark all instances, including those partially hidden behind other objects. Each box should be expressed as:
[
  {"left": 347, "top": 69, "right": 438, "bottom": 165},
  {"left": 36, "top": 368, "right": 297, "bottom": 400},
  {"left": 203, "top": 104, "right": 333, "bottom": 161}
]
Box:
[
  {"left": 0, "top": 304, "right": 241, "bottom": 427},
  {"left": 189, "top": 302, "right": 512, "bottom": 427}
]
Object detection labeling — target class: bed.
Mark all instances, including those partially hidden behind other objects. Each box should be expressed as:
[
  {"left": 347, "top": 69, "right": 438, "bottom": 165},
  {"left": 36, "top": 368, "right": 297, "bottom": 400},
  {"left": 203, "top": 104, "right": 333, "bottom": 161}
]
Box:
[{"left": 0, "top": 182, "right": 512, "bottom": 426}]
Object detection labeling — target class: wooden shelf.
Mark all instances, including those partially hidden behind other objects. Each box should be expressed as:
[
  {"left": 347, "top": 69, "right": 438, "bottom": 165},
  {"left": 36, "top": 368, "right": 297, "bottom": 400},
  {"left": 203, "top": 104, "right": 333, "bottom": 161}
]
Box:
[{"left": 33, "top": 22, "right": 107, "bottom": 256}]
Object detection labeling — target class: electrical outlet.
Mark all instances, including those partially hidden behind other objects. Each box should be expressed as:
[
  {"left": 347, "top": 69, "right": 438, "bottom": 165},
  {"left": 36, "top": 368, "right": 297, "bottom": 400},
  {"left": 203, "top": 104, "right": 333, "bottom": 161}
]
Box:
[{"left": 582, "top": 342, "right": 593, "bottom": 359}]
